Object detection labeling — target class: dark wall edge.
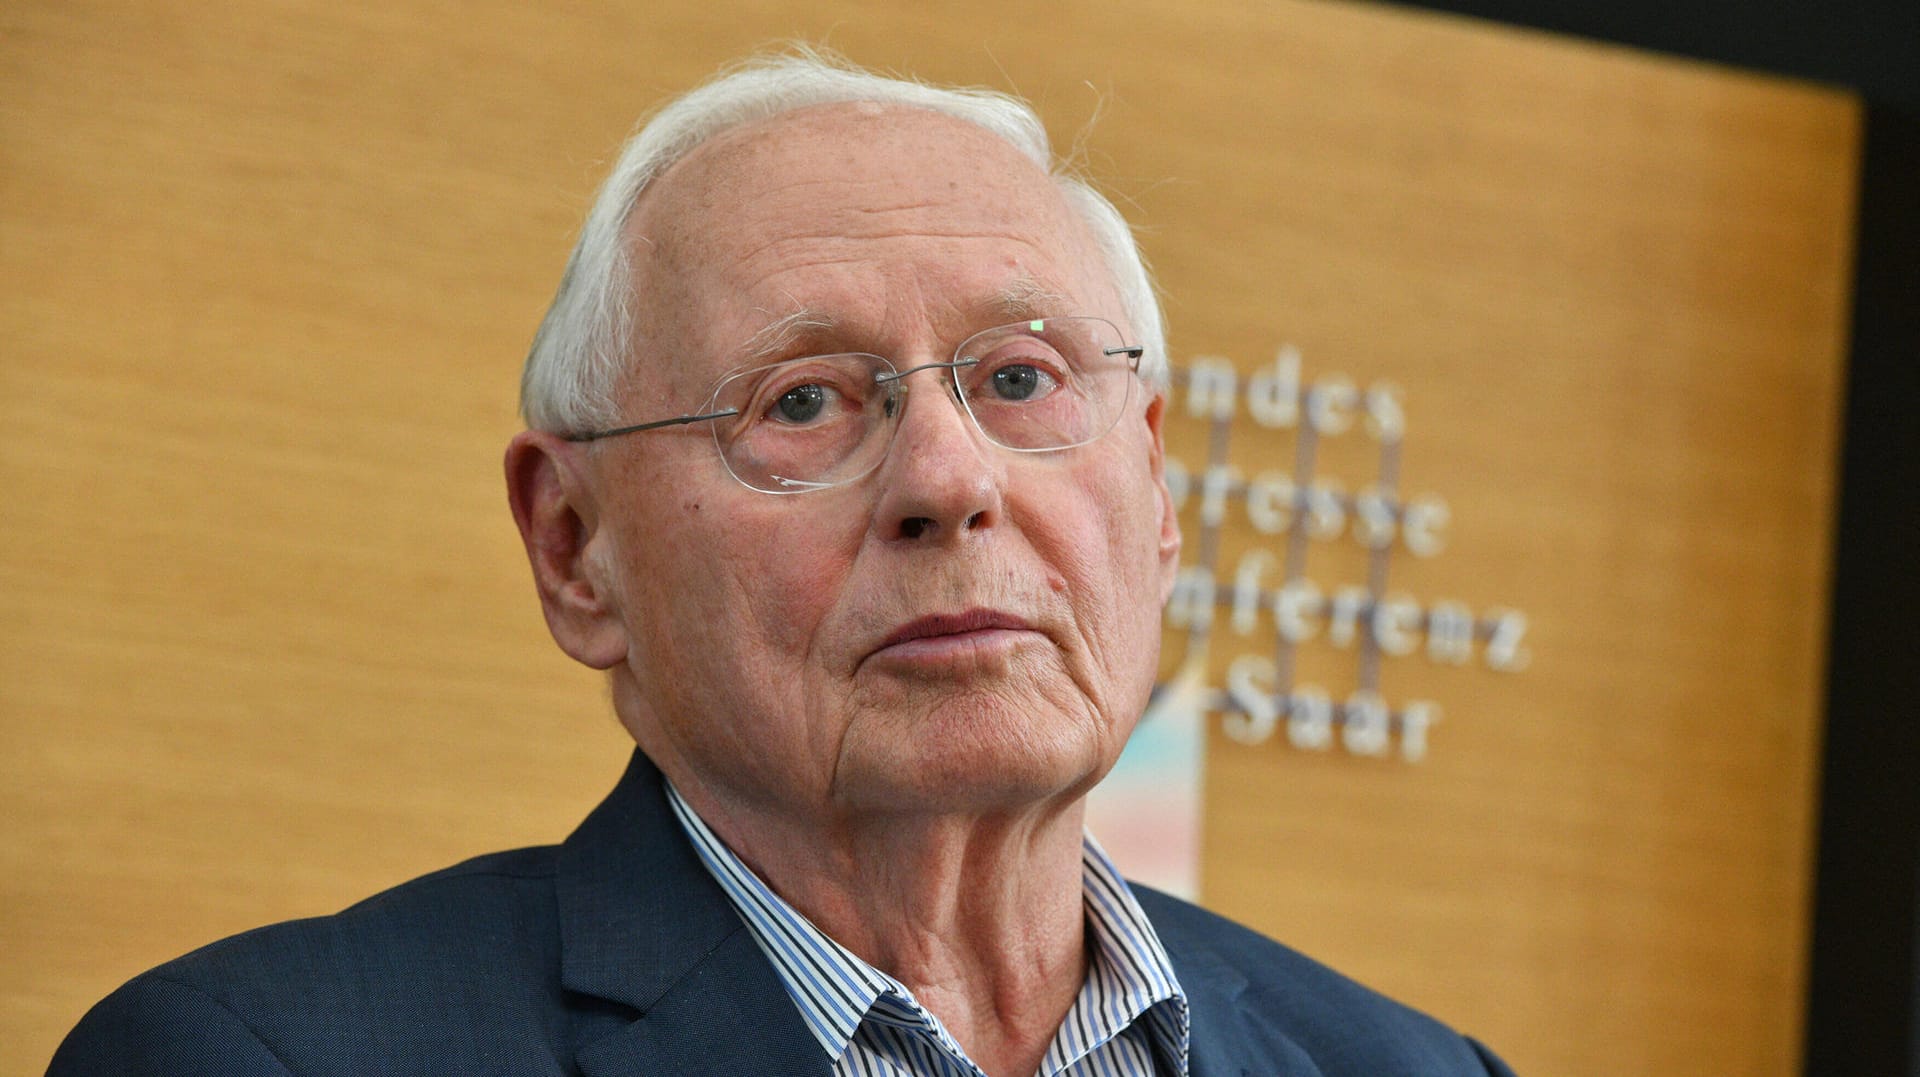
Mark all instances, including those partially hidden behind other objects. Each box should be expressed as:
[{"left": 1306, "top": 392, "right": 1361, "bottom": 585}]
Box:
[
  {"left": 1378, "top": 0, "right": 1920, "bottom": 110},
  {"left": 1804, "top": 101, "right": 1920, "bottom": 1077}
]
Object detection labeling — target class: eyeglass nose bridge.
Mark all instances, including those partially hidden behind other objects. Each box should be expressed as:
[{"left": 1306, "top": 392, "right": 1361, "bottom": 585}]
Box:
[
  {"left": 871, "top": 356, "right": 979, "bottom": 422},
  {"left": 871, "top": 356, "right": 979, "bottom": 387}
]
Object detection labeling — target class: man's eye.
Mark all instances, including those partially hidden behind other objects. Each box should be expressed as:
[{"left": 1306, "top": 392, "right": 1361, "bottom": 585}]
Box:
[
  {"left": 989, "top": 364, "right": 1057, "bottom": 402},
  {"left": 772, "top": 383, "right": 828, "bottom": 423}
]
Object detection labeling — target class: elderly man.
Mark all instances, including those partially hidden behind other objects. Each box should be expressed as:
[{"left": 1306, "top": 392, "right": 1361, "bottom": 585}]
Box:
[{"left": 53, "top": 55, "right": 1513, "bottom": 1076}]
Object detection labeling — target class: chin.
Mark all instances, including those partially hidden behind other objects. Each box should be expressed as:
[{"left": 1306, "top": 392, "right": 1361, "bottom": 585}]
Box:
[{"left": 838, "top": 695, "right": 1119, "bottom": 817}]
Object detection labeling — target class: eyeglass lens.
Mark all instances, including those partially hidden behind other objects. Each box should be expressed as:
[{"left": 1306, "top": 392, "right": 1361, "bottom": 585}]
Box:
[{"left": 708, "top": 316, "right": 1135, "bottom": 493}]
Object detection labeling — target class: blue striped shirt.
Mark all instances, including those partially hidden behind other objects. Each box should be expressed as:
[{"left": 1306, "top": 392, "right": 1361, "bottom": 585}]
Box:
[{"left": 665, "top": 784, "right": 1190, "bottom": 1077}]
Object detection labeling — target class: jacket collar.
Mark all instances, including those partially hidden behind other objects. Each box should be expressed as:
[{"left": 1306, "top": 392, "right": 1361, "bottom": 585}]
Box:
[
  {"left": 1132, "top": 886, "right": 1323, "bottom": 1077},
  {"left": 553, "top": 750, "right": 1315, "bottom": 1077},
  {"left": 556, "top": 750, "right": 831, "bottom": 1077}
]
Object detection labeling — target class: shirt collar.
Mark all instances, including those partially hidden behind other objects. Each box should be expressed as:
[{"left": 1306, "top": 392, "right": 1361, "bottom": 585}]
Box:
[{"left": 665, "top": 781, "right": 1190, "bottom": 1075}]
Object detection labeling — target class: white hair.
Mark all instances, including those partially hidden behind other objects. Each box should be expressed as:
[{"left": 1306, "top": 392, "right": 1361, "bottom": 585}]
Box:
[{"left": 519, "top": 50, "right": 1167, "bottom": 434}]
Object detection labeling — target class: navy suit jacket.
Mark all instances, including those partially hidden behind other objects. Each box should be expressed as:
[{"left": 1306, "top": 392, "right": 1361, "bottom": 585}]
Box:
[{"left": 52, "top": 751, "right": 1515, "bottom": 1075}]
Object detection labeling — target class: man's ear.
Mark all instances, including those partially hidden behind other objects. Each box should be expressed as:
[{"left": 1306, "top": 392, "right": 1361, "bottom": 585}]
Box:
[
  {"left": 504, "top": 431, "right": 628, "bottom": 670},
  {"left": 1143, "top": 392, "right": 1183, "bottom": 605}
]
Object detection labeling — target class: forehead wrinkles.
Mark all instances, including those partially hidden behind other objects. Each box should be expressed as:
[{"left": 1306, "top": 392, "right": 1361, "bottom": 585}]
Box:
[
  {"left": 623, "top": 104, "right": 1112, "bottom": 371},
  {"left": 638, "top": 103, "right": 1074, "bottom": 260}
]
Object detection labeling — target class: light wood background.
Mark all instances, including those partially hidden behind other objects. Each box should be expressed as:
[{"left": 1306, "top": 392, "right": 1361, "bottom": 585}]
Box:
[{"left": 0, "top": 1, "right": 1857, "bottom": 1074}]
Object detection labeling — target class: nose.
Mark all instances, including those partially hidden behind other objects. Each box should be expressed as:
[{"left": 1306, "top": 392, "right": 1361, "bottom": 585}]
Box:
[{"left": 870, "top": 362, "right": 1002, "bottom": 544}]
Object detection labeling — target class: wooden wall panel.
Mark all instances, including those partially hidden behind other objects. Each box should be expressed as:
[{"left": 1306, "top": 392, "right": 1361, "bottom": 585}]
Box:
[
  {"left": 1137, "top": 15, "right": 1856, "bottom": 1077},
  {"left": 0, "top": 1, "right": 1856, "bottom": 1074}
]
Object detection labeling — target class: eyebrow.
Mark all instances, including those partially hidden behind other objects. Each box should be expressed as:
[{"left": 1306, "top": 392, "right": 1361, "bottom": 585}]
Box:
[
  {"left": 733, "top": 279, "right": 1079, "bottom": 363},
  {"left": 991, "top": 277, "right": 1074, "bottom": 322},
  {"left": 739, "top": 309, "right": 838, "bottom": 363}
]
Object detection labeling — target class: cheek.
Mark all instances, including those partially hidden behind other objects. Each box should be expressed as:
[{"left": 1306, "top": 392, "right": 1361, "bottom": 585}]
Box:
[
  {"left": 722, "top": 520, "right": 854, "bottom": 652},
  {"left": 620, "top": 506, "right": 860, "bottom": 773},
  {"left": 1077, "top": 442, "right": 1167, "bottom": 569},
  {"left": 662, "top": 489, "right": 868, "bottom": 681},
  {"left": 1084, "top": 460, "right": 1172, "bottom": 662},
  {"left": 1022, "top": 473, "right": 1153, "bottom": 627}
]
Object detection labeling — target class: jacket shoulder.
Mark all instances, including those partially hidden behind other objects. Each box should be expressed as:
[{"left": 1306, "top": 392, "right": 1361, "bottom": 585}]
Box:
[
  {"left": 163, "top": 844, "right": 563, "bottom": 990},
  {"left": 51, "top": 846, "right": 576, "bottom": 1076},
  {"left": 1132, "top": 885, "right": 1515, "bottom": 1075}
]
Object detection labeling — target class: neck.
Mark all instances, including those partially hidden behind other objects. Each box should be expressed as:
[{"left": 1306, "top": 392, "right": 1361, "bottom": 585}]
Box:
[{"left": 684, "top": 783, "right": 1092, "bottom": 1077}]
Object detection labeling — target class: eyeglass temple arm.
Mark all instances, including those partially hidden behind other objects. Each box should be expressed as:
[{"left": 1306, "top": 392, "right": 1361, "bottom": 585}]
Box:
[{"left": 564, "top": 408, "right": 740, "bottom": 443}]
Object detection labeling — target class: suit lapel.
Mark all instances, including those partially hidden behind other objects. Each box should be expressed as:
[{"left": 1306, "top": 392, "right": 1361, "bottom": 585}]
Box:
[
  {"left": 558, "top": 751, "right": 831, "bottom": 1077},
  {"left": 574, "top": 929, "right": 831, "bottom": 1076},
  {"left": 1147, "top": 894, "right": 1324, "bottom": 1077},
  {"left": 1177, "top": 944, "right": 1260, "bottom": 1077}
]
